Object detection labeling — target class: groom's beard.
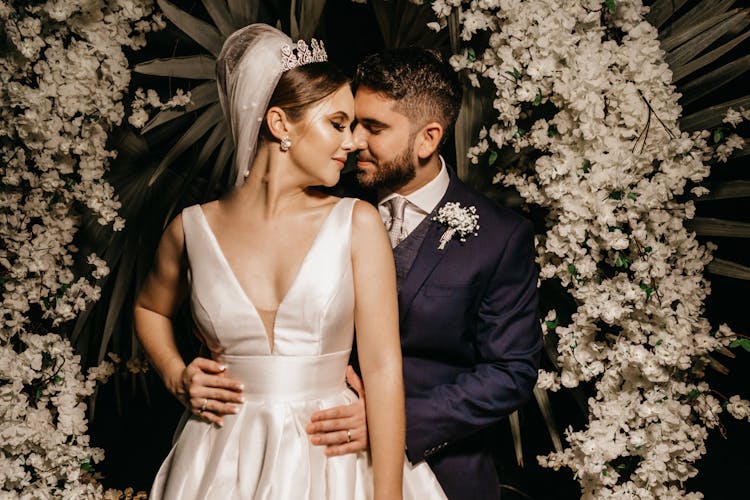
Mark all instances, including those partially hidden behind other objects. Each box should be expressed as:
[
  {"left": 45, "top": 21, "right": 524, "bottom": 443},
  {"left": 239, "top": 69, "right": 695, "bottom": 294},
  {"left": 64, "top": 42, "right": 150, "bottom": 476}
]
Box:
[{"left": 355, "top": 144, "right": 416, "bottom": 192}]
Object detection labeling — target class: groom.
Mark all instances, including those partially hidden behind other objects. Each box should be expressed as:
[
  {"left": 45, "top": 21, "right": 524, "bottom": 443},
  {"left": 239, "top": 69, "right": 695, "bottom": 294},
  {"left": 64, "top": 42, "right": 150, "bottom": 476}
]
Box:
[{"left": 307, "top": 48, "right": 542, "bottom": 499}]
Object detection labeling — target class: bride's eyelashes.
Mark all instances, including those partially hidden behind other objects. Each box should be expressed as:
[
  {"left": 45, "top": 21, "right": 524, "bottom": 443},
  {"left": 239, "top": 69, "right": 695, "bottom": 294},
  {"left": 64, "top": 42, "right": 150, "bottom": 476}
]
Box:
[{"left": 330, "top": 120, "right": 347, "bottom": 131}]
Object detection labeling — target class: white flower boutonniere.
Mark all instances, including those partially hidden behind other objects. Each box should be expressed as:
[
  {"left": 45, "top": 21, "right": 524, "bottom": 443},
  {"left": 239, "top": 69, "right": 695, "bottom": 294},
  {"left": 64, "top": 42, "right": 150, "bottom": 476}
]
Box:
[{"left": 433, "top": 202, "right": 480, "bottom": 250}]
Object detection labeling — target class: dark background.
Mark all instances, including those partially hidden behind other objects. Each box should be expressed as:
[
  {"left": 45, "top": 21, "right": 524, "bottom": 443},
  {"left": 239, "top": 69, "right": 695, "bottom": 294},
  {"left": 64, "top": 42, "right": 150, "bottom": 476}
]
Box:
[{"left": 89, "top": 1, "right": 750, "bottom": 498}]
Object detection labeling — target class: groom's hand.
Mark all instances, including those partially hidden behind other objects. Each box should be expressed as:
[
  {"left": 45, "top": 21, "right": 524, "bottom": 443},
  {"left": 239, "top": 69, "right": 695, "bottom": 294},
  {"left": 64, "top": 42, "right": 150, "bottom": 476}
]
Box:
[{"left": 306, "top": 365, "right": 368, "bottom": 456}]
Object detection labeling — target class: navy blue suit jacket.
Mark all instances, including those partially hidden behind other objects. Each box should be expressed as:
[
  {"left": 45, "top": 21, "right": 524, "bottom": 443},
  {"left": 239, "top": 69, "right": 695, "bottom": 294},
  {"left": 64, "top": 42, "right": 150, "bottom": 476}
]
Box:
[{"left": 398, "top": 169, "right": 541, "bottom": 500}]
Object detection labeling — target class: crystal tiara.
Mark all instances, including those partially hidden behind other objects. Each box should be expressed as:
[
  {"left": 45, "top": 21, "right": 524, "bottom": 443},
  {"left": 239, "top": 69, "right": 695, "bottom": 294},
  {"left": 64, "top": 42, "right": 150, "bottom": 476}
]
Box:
[{"left": 281, "top": 39, "right": 328, "bottom": 72}]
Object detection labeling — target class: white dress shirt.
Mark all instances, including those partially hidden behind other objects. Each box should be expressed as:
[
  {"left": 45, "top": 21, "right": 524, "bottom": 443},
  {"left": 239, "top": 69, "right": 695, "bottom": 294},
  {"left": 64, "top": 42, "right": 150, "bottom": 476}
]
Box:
[{"left": 378, "top": 157, "right": 450, "bottom": 238}]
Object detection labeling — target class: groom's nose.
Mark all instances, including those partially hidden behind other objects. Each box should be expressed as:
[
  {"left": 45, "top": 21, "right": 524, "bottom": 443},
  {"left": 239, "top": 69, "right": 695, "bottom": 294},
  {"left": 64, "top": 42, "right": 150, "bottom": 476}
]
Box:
[{"left": 351, "top": 122, "right": 368, "bottom": 151}]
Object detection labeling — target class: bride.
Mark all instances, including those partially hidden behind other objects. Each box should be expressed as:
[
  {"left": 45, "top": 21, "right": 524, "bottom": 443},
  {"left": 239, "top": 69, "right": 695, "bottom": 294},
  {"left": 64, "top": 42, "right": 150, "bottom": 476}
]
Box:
[{"left": 134, "top": 24, "right": 446, "bottom": 499}]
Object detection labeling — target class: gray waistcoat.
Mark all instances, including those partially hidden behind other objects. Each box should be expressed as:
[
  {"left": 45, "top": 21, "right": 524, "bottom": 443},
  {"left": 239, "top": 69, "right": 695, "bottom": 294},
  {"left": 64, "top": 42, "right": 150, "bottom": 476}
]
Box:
[{"left": 393, "top": 213, "right": 434, "bottom": 290}]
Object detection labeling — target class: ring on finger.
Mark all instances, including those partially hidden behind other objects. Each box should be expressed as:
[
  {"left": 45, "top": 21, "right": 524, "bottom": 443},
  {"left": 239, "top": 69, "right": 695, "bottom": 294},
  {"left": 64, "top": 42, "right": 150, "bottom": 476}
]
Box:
[
  {"left": 200, "top": 398, "right": 208, "bottom": 412},
  {"left": 346, "top": 429, "right": 351, "bottom": 443}
]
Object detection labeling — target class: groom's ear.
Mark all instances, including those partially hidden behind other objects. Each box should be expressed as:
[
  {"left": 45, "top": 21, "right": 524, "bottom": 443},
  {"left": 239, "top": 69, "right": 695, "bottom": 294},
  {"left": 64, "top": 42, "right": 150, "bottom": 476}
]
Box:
[
  {"left": 415, "top": 121, "right": 444, "bottom": 159},
  {"left": 266, "top": 106, "right": 292, "bottom": 140}
]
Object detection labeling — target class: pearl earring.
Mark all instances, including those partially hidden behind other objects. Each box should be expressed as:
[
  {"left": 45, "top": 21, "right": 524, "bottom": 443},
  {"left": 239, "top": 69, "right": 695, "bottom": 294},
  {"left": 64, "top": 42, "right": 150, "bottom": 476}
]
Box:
[{"left": 280, "top": 136, "right": 292, "bottom": 152}]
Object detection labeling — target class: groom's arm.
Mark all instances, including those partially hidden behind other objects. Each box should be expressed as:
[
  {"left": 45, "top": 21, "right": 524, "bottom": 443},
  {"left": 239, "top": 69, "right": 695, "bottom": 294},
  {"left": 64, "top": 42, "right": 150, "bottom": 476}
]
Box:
[{"left": 405, "top": 218, "right": 541, "bottom": 463}]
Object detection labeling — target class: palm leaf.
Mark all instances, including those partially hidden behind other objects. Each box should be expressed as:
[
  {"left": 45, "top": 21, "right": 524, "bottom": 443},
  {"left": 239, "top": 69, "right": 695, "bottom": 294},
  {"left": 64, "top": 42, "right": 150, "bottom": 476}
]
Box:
[
  {"left": 661, "top": 8, "right": 742, "bottom": 52},
  {"left": 659, "top": 0, "right": 736, "bottom": 40},
  {"left": 133, "top": 55, "right": 216, "bottom": 80},
  {"left": 149, "top": 102, "right": 225, "bottom": 185},
  {"left": 202, "top": 0, "right": 238, "bottom": 37},
  {"left": 680, "top": 95, "right": 750, "bottom": 131},
  {"left": 646, "top": 0, "right": 689, "bottom": 29},
  {"left": 706, "top": 258, "right": 750, "bottom": 280},
  {"left": 672, "top": 28, "right": 750, "bottom": 82},
  {"left": 695, "top": 180, "right": 750, "bottom": 201},
  {"left": 686, "top": 217, "right": 750, "bottom": 238},
  {"left": 158, "top": 0, "right": 224, "bottom": 56},
  {"left": 508, "top": 410, "right": 524, "bottom": 467},
  {"left": 534, "top": 386, "right": 563, "bottom": 452},
  {"left": 665, "top": 10, "right": 749, "bottom": 71},
  {"left": 227, "top": 0, "right": 259, "bottom": 27},
  {"left": 292, "top": 0, "right": 328, "bottom": 40},
  {"left": 678, "top": 53, "right": 750, "bottom": 105},
  {"left": 142, "top": 81, "right": 219, "bottom": 133}
]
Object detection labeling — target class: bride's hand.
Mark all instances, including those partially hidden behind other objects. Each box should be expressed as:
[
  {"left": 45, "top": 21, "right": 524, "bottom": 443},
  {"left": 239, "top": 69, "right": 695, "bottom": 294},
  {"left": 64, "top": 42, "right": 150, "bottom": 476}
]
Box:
[
  {"left": 305, "top": 365, "right": 368, "bottom": 456},
  {"left": 178, "top": 357, "right": 245, "bottom": 426}
]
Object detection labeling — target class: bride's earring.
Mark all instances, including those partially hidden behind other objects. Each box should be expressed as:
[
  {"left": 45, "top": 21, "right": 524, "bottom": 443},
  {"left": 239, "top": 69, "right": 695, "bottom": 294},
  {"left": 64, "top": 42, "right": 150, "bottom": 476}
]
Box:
[{"left": 279, "top": 136, "right": 292, "bottom": 152}]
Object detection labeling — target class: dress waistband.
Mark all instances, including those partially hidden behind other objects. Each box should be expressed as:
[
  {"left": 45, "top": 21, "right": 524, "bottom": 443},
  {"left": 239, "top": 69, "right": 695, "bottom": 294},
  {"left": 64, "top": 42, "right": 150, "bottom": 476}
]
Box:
[{"left": 216, "top": 349, "right": 350, "bottom": 401}]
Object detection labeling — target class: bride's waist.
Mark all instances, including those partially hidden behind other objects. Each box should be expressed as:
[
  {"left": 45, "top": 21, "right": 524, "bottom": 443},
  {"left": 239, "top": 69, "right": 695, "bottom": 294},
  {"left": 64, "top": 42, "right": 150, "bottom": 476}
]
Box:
[{"left": 215, "top": 349, "right": 350, "bottom": 401}]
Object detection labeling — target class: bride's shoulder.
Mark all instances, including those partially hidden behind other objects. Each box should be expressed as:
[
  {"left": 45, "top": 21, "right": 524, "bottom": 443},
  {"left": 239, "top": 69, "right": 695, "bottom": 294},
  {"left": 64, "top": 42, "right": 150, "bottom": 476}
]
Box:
[{"left": 350, "top": 199, "right": 382, "bottom": 230}]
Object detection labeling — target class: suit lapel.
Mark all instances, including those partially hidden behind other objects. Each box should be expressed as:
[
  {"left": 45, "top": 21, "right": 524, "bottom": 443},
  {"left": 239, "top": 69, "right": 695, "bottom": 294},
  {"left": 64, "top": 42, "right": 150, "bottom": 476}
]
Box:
[{"left": 398, "top": 169, "right": 468, "bottom": 322}]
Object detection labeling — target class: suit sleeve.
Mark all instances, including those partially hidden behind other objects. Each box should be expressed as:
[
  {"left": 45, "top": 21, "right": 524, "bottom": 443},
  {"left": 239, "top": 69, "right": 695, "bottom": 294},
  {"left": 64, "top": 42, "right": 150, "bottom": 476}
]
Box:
[{"left": 405, "top": 218, "right": 542, "bottom": 463}]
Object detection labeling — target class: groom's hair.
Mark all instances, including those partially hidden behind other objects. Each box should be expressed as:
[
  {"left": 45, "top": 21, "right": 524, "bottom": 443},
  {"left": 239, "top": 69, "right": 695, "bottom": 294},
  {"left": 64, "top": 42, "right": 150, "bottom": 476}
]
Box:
[{"left": 353, "top": 48, "right": 462, "bottom": 136}]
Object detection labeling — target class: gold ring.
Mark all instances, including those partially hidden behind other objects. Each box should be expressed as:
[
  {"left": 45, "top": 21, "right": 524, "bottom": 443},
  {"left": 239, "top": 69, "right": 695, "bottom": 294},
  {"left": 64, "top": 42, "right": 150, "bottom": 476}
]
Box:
[
  {"left": 200, "top": 398, "right": 208, "bottom": 412},
  {"left": 346, "top": 430, "right": 351, "bottom": 443}
]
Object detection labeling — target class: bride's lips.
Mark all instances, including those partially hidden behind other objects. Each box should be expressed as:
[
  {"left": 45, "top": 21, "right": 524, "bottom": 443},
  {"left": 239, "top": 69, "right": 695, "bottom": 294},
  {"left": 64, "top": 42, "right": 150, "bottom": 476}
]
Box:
[{"left": 332, "top": 156, "right": 347, "bottom": 167}]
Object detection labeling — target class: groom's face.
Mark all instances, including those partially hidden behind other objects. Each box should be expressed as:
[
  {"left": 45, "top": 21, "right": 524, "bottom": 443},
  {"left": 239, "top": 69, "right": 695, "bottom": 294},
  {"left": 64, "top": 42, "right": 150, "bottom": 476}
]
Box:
[{"left": 352, "top": 87, "right": 416, "bottom": 191}]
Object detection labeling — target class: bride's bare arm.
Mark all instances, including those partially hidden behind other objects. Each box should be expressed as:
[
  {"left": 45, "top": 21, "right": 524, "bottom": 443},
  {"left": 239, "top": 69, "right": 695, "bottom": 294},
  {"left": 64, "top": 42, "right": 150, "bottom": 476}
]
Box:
[
  {"left": 351, "top": 200, "right": 404, "bottom": 500},
  {"left": 134, "top": 215, "right": 243, "bottom": 425}
]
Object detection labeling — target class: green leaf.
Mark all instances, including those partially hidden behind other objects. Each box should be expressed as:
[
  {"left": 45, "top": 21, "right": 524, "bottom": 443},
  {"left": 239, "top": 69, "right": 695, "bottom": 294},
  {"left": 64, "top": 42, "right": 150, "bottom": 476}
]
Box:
[
  {"left": 506, "top": 68, "right": 522, "bottom": 80},
  {"left": 713, "top": 126, "right": 727, "bottom": 144},
  {"left": 467, "top": 47, "right": 476, "bottom": 62},
  {"left": 582, "top": 159, "right": 591, "bottom": 173},
  {"left": 81, "top": 457, "right": 93, "bottom": 472},
  {"left": 640, "top": 283, "right": 654, "bottom": 300},
  {"left": 615, "top": 255, "right": 630, "bottom": 268},
  {"left": 687, "top": 389, "right": 701, "bottom": 399},
  {"left": 656, "top": 339, "right": 663, "bottom": 346},
  {"left": 533, "top": 89, "right": 542, "bottom": 106},
  {"left": 604, "top": 0, "right": 616, "bottom": 14},
  {"left": 515, "top": 127, "right": 526, "bottom": 137},
  {"left": 157, "top": 0, "right": 224, "bottom": 57},
  {"left": 488, "top": 150, "right": 498, "bottom": 166},
  {"left": 545, "top": 318, "right": 558, "bottom": 330},
  {"left": 645, "top": 246, "right": 652, "bottom": 253},
  {"left": 567, "top": 264, "right": 578, "bottom": 275},
  {"left": 34, "top": 386, "right": 43, "bottom": 402},
  {"left": 547, "top": 125, "right": 558, "bottom": 137},
  {"left": 609, "top": 191, "right": 623, "bottom": 200},
  {"left": 53, "top": 375, "right": 62, "bottom": 384},
  {"left": 729, "top": 339, "right": 750, "bottom": 352},
  {"left": 627, "top": 192, "right": 639, "bottom": 201}
]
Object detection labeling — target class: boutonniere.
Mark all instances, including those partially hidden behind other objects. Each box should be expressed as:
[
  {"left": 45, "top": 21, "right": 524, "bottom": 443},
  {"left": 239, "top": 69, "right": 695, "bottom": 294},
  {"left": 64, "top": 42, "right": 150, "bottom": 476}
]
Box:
[{"left": 433, "top": 202, "right": 480, "bottom": 250}]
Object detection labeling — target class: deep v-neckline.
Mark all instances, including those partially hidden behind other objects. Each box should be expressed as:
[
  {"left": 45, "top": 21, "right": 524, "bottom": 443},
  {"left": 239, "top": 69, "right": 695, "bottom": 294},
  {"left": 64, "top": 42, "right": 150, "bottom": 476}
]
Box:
[{"left": 196, "top": 199, "right": 344, "bottom": 354}]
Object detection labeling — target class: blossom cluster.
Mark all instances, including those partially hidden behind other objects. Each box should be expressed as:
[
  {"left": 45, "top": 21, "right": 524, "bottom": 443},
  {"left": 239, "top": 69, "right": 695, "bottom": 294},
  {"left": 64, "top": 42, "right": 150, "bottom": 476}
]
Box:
[
  {"left": 433, "top": 201, "right": 480, "bottom": 249},
  {"left": 427, "top": 0, "right": 748, "bottom": 497},
  {"left": 1, "top": 0, "right": 158, "bottom": 496}
]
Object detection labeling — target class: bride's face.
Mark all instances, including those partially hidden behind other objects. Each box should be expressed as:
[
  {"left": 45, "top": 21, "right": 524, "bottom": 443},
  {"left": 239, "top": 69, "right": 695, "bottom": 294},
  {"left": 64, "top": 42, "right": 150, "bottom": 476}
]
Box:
[{"left": 288, "top": 85, "right": 355, "bottom": 187}]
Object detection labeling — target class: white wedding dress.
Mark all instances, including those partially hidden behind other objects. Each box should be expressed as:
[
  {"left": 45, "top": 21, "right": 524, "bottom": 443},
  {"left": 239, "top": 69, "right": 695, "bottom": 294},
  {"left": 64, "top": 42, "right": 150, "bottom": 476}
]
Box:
[{"left": 150, "top": 197, "right": 447, "bottom": 499}]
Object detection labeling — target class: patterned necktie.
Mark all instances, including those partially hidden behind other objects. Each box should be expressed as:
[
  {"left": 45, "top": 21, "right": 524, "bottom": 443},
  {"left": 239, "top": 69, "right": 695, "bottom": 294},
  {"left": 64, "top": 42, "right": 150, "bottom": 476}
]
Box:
[{"left": 385, "top": 196, "right": 408, "bottom": 248}]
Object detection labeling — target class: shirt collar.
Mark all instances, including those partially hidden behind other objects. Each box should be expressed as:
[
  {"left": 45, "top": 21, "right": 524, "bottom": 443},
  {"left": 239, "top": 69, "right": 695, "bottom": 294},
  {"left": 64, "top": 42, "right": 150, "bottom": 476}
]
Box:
[{"left": 379, "top": 156, "right": 450, "bottom": 214}]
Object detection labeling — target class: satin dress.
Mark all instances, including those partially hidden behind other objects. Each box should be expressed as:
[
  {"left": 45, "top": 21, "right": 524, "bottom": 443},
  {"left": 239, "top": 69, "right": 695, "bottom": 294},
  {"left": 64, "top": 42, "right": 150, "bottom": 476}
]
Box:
[{"left": 149, "top": 198, "right": 447, "bottom": 499}]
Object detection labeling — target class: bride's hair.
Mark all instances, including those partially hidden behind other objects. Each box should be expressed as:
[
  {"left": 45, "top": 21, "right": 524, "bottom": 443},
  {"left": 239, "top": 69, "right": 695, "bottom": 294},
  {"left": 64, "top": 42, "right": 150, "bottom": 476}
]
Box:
[
  {"left": 216, "top": 24, "right": 347, "bottom": 188},
  {"left": 259, "top": 62, "right": 348, "bottom": 141}
]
